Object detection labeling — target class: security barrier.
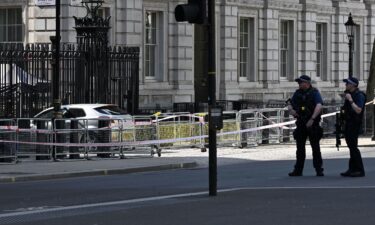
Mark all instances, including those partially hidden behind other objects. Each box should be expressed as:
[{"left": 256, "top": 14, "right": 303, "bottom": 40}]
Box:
[
  {"left": 236, "top": 109, "right": 259, "bottom": 148},
  {"left": 153, "top": 113, "right": 206, "bottom": 152},
  {"left": 218, "top": 111, "right": 240, "bottom": 147},
  {"left": 0, "top": 119, "right": 17, "bottom": 163},
  {"left": 0, "top": 106, "right": 345, "bottom": 163}
]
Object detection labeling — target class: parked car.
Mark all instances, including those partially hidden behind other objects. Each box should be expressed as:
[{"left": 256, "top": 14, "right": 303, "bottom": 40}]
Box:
[
  {"left": 32, "top": 104, "right": 132, "bottom": 150},
  {"left": 34, "top": 103, "right": 132, "bottom": 125}
]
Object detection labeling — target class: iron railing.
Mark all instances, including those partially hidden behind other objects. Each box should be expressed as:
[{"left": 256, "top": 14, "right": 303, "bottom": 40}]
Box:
[{"left": 0, "top": 43, "right": 139, "bottom": 118}]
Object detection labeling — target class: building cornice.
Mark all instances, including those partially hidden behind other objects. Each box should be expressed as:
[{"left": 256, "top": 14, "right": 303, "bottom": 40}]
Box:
[
  {"left": 224, "top": 0, "right": 264, "bottom": 8},
  {"left": 265, "top": 1, "right": 303, "bottom": 11},
  {"left": 303, "top": 3, "right": 335, "bottom": 14}
]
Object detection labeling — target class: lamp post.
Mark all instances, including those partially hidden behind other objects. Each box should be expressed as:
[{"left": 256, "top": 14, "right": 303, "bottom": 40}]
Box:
[
  {"left": 50, "top": 0, "right": 62, "bottom": 160},
  {"left": 51, "top": 0, "right": 61, "bottom": 114},
  {"left": 345, "top": 13, "right": 356, "bottom": 78}
]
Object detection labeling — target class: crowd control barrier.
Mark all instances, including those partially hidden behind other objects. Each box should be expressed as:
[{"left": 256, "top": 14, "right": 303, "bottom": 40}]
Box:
[{"left": 0, "top": 104, "right": 354, "bottom": 163}]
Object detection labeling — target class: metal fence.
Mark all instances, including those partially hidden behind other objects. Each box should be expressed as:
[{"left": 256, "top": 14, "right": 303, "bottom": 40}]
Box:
[
  {"left": 0, "top": 105, "right": 357, "bottom": 163},
  {"left": 0, "top": 43, "right": 139, "bottom": 118}
]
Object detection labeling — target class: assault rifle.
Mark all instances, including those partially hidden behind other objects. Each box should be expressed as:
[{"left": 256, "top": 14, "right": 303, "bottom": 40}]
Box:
[{"left": 335, "top": 107, "right": 345, "bottom": 151}]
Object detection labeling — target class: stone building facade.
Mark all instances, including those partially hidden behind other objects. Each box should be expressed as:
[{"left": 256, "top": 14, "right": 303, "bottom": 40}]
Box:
[{"left": 1, "top": 0, "right": 375, "bottom": 109}]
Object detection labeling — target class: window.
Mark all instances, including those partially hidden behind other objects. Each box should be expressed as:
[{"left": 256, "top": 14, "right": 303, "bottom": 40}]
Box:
[
  {"left": 67, "top": 108, "right": 86, "bottom": 118},
  {"left": 316, "top": 24, "right": 322, "bottom": 78},
  {"left": 144, "top": 11, "right": 160, "bottom": 78},
  {"left": 239, "top": 17, "right": 256, "bottom": 81},
  {"left": 94, "top": 105, "right": 127, "bottom": 115},
  {"left": 279, "top": 20, "right": 295, "bottom": 80},
  {"left": 353, "top": 25, "right": 361, "bottom": 79},
  {"left": 280, "top": 20, "right": 289, "bottom": 78},
  {"left": 36, "top": 109, "right": 54, "bottom": 119},
  {"left": 316, "top": 23, "right": 327, "bottom": 80},
  {"left": 0, "top": 8, "right": 23, "bottom": 43}
]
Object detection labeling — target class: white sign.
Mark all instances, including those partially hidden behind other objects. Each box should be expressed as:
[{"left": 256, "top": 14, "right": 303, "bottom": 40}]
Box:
[{"left": 35, "top": 0, "right": 55, "bottom": 6}]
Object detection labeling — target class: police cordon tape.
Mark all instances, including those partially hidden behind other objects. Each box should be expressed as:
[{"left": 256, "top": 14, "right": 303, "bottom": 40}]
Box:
[
  {"left": 0, "top": 111, "right": 338, "bottom": 148},
  {"left": 0, "top": 99, "right": 373, "bottom": 148}
]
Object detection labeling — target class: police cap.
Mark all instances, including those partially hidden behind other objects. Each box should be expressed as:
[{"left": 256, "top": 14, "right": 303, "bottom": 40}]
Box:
[
  {"left": 295, "top": 75, "right": 311, "bottom": 83},
  {"left": 343, "top": 77, "right": 359, "bottom": 86}
]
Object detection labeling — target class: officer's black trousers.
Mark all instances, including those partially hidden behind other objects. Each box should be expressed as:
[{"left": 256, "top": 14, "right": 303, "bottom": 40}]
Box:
[
  {"left": 293, "top": 125, "right": 323, "bottom": 172},
  {"left": 344, "top": 123, "right": 365, "bottom": 174}
]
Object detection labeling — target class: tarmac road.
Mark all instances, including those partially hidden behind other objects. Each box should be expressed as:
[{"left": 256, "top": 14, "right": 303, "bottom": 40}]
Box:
[{"left": 0, "top": 138, "right": 374, "bottom": 224}]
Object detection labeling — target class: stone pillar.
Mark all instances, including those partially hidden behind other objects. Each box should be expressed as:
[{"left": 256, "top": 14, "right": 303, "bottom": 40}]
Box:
[
  {"left": 259, "top": 8, "right": 279, "bottom": 87},
  {"left": 219, "top": 4, "right": 238, "bottom": 98},
  {"left": 298, "top": 10, "right": 317, "bottom": 78}
]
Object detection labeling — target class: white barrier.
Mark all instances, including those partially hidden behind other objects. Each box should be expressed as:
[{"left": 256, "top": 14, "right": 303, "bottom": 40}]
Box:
[{"left": 0, "top": 102, "right": 369, "bottom": 162}]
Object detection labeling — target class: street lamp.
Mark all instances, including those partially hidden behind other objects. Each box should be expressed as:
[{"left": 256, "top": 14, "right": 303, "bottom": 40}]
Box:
[
  {"left": 50, "top": 0, "right": 61, "bottom": 114},
  {"left": 345, "top": 13, "right": 356, "bottom": 78},
  {"left": 50, "top": 0, "right": 62, "bottom": 160}
]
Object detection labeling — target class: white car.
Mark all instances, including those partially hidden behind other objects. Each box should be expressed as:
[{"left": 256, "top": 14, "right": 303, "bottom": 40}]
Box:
[
  {"left": 33, "top": 104, "right": 132, "bottom": 145},
  {"left": 34, "top": 103, "right": 132, "bottom": 125}
]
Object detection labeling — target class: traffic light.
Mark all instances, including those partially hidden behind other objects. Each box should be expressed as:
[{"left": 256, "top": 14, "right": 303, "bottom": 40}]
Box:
[{"left": 175, "top": 0, "right": 207, "bottom": 24}]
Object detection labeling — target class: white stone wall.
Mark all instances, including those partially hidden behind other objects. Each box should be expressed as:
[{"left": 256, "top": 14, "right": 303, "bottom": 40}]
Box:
[
  {"left": 2, "top": 0, "right": 375, "bottom": 108},
  {"left": 220, "top": 3, "right": 239, "bottom": 100},
  {"left": 27, "top": 0, "right": 80, "bottom": 43}
]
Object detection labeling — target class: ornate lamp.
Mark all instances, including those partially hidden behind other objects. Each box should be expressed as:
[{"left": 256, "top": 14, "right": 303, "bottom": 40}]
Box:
[
  {"left": 81, "top": 0, "right": 104, "bottom": 19},
  {"left": 344, "top": 13, "right": 357, "bottom": 78},
  {"left": 74, "top": 0, "right": 111, "bottom": 47}
]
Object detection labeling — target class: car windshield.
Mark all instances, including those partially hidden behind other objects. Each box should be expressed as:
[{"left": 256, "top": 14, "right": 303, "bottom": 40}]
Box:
[
  {"left": 94, "top": 105, "right": 128, "bottom": 115},
  {"left": 35, "top": 108, "right": 73, "bottom": 118}
]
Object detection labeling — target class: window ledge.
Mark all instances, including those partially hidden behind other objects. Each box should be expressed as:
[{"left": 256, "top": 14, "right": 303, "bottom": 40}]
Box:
[
  {"left": 145, "top": 77, "right": 161, "bottom": 82},
  {"left": 239, "top": 77, "right": 250, "bottom": 82}
]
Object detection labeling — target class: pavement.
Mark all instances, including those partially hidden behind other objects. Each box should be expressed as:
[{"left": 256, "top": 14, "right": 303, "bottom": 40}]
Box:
[{"left": 1, "top": 137, "right": 375, "bottom": 183}]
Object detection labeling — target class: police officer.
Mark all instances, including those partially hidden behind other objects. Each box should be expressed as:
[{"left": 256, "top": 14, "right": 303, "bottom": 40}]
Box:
[
  {"left": 287, "top": 75, "right": 324, "bottom": 176},
  {"left": 340, "top": 77, "right": 366, "bottom": 177}
]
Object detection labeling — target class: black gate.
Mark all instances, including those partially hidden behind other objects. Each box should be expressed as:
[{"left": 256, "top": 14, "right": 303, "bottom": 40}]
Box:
[{"left": 0, "top": 1, "right": 139, "bottom": 118}]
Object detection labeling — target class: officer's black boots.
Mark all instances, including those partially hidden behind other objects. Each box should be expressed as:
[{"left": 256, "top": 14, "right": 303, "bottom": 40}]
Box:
[
  {"left": 288, "top": 169, "right": 324, "bottom": 176},
  {"left": 288, "top": 170, "right": 303, "bottom": 176},
  {"left": 341, "top": 170, "right": 365, "bottom": 177},
  {"left": 316, "top": 168, "right": 324, "bottom": 177}
]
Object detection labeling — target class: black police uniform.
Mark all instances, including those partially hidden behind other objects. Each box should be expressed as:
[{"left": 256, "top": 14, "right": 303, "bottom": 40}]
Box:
[
  {"left": 341, "top": 89, "right": 366, "bottom": 177},
  {"left": 290, "top": 87, "right": 324, "bottom": 176}
]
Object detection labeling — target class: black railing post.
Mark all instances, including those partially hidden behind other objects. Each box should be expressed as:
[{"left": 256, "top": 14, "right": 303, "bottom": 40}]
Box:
[{"left": 208, "top": 0, "right": 217, "bottom": 197}]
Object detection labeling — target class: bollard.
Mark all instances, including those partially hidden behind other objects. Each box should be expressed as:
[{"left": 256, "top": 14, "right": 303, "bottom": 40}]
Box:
[{"left": 69, "top": 120, "right": 80, "bottom": 159}]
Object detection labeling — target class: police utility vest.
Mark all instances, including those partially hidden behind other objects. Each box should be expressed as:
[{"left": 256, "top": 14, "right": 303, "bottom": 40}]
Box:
[
  {"left": 293, "top": 87, "right": 321, "bottom": 123},
  {"left": 343, "top": 89, "right": 366, "bottom": 125}
]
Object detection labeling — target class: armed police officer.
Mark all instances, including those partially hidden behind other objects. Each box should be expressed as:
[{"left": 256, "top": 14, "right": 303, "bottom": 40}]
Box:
[
  {"left": 287, "top": 75, "right": 324, "bottom": 177},
  {"left": 340, "top": 77, "right": 366, "bottom": 177}
]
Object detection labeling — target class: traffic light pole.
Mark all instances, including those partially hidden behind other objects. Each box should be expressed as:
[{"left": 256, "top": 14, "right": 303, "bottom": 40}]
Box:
[
  {"left": 174, "top": 0, "right": 217, "bottom": 196},
  {"left": 53, "top": 0, "right": 61, "bottom": 113},
  {"left": 207, "top": 0, "right": 217, "bottom": 196}
]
